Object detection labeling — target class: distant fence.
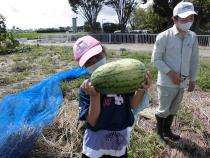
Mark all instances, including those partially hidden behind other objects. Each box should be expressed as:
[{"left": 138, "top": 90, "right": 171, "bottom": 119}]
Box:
[{"left": 37, "top": 33, "right": 210, "bottom": 47}]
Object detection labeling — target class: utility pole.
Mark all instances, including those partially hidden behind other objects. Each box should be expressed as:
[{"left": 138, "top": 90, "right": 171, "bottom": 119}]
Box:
[
  {"left": 102, "top": 19, "right": 106, "bottom": 33},
  {"left": 72, "top": 17, "right": 77, "bottom": 33}
]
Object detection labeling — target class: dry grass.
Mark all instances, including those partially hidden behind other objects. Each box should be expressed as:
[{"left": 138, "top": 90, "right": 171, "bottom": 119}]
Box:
[
  {"left": 1, "top": 46, "right": 210, "bottom": 158},
  {"left": 28, "top": 99, "right": 84, "bottom": 158}
]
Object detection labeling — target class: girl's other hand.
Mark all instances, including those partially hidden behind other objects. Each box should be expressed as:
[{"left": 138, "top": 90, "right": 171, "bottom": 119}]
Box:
[
  {"left": 81, "top": 79, "right": 99, "bottom": 96},
  {"left": 143, "top": 70, "right": 152, "bottom": 90}
]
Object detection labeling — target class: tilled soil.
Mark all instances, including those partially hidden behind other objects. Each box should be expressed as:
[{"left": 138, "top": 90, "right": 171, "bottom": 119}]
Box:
[{"left": 137, "top": 84, "right": 210, "bottom": 158}]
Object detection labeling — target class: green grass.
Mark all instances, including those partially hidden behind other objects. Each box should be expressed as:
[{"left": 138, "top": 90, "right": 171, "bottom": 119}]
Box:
[
  {"left": 0, "top": 77, "right": 14, "bottom": 85},
  {"left": 107, "top": 50, "right": 158, "bottom": 81},
  {"left": 61, "top": 75, "right": 90, "bottom": 100},
  {"left": 1, "top": 71, "right": 31, "bottom": 85},
  {"left": 61, "top": 75, "right": 90, "bottom": 95},
  {"left": 13, "top": 32, "right": 89, "bottom": 40},
  {"left": 14, "top": 32, "right": 41, "bottom": 40},
  {"left": 14, "top": 32, "right": 69, "bottom": 40},
  {"left": 197, "top": 58, "right": 210, "bottom": 91},
  {"left": 0, "top": 46, "right": 76, "bottom": 87},
  {"left": 11, "top": 62, "right": 31, "bottom": 72},
  {"left": 1, "top": 47, "right": 210, "bottom": 92},
  {"left": 177, "top": 105, "right": 203, "bottom": 131},
  {"left": 15, "top": 71, "right": 31, "bottom": 81},
  {"left": 128, "top": 127, "right": 164, "bottom": 158}
]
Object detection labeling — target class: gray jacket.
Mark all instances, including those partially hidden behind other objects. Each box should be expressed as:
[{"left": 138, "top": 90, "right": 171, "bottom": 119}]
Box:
[{"left": 151, "top": 25, "right": 199, "bottom": 88}]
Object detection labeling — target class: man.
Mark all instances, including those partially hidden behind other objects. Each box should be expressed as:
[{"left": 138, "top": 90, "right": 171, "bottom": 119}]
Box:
[{"left": 151, "top": 1, "right": 199, "bottom": 141}]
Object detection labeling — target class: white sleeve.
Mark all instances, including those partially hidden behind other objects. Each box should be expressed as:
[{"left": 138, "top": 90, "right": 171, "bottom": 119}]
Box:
[{"left": 151, "top": 33, "right": 171, "bottom": 74}]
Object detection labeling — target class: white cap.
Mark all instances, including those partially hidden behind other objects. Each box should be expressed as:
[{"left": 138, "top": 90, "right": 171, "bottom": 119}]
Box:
[{"left": 173, "top": 2, "right": 197, "bottom": 18}]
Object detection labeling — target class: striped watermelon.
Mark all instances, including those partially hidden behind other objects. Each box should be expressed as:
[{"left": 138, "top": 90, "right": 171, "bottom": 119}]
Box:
[{"left": 91, "top": 58, "right": 146, "bottom": 94}]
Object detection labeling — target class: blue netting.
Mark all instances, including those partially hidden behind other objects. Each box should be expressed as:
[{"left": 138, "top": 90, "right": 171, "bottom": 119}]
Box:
[{"left": 0, "top": 67, "right": 89, "bottom": 158}]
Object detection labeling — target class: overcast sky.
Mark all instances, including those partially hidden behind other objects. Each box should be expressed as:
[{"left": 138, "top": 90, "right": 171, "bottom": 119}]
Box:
[{"left": 0, "top": 0, "right": 153, "bottom": 30}]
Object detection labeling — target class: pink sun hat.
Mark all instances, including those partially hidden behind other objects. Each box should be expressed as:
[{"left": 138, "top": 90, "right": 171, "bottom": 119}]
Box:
[{"left": 73, "top": 36, "right": 103, "bottom": 67}]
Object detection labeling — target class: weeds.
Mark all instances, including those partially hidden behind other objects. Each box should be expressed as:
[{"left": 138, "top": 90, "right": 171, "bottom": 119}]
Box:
[
  {"left": 128, "top": 127, "right": 164, "bottom": 158},
  {"left": 61, "top": 75, "right": 90, "bottom": 98},
  {"left": 11, "top": 62, "right": 31, "bottom": 72},
  {"left": 0, "top": 77, "right": 14, "bottom": 85},
  {"left": 177, "top": 105, "right": 203, "bottom": 131},
  {"left": 197, "top": 59, "right": 210, "bottom": 91}
]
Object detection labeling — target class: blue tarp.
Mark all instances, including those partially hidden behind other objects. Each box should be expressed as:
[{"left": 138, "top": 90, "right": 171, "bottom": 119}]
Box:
[{"left": 0, "top": 67, "right": 89, "bottom": 158}]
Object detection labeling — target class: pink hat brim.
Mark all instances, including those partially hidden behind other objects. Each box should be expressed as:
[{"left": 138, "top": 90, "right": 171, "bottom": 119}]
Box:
[
  {"left": 78, "top": 44, "right": 103, "bottom": 67},
  {"left": 178, "top": 11, "right": 197, "bottom": 18}
]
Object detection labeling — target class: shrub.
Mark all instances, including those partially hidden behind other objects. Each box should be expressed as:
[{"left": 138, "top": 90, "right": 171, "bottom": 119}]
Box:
[
  {"left": 84, "top": 21, "right": 101, "bottom": 33},
  {"left": 0, "top": 14, "right": 20, "bottom": 54},
  {"left": 103, "top": 23, "right": 119, "bottom": 33}
]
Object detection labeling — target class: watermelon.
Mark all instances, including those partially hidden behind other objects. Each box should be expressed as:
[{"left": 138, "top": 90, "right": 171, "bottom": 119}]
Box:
[{"left": 91, "top": 58, "right": 146, "bottom": 94}]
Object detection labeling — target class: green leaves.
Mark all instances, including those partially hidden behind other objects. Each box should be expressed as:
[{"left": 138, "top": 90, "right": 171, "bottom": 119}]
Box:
[
  {"left": 0, "top": 13, "right": 20, "bottom": 54},
  {"left": 197, "top": 60, "right": 210, "bottom": 91},
  {"left": 68, "top": 0, "right": 106, "bottom": 33}
]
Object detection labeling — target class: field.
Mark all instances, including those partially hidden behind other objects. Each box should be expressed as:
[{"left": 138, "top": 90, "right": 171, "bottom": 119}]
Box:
[
  {"left": 13, "top": 32, "right": 89, "bottom": 40},
  {"left": 0, "top": 46, "right": 210, "bottom": 158}
]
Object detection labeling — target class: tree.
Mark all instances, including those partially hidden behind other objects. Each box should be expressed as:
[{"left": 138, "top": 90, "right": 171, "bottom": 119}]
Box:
[
  {"left": 0, "top": 14, "right": 7, "bottom": 44},
  {"left": 152, "top": 0, "right": 175, "bottom": 30},
  {"left": 84, "top": 21, "right": 101, "bottom": 32},
  {"left": 132, "top": 8, "right": 146, "bottom": 30},
  {"left": 68, "top": 0, "right": 105, "bottom": 33},
  {"left": 105, "top": 0, "right": 138, "bottom": 32},
  {"left": 103, "top": 22, "right": 119, "bottom": 33},
  {"left": 190, "top": 0, "right": 210, "bottom": 33},
  {"left": 153, "top": 0, "right": 210, "bottom": 33},
  {"left": 133, "top": 7, "right": 168, "bottom": 33},
  {"left": 0, "top": 13, "right": 19, "bottom": 53}
]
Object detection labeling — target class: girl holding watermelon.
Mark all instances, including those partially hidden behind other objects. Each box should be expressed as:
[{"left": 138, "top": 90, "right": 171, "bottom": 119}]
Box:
[{"left": 73, "top": 35, "right": 151, "bottom": 158}]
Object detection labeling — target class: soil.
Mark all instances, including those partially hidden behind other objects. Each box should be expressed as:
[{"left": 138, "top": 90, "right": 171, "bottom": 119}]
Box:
[
  {"left": 137, "top": 84, "right": 210, "bottom": 158},
  {"left": 1, "top": 45, "right": 210, "bottom": 158}
]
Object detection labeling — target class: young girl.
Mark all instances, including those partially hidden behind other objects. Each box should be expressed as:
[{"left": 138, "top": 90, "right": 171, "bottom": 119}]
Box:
[{"left": 73, "top": 35, "right": 151, "bottom": 158}]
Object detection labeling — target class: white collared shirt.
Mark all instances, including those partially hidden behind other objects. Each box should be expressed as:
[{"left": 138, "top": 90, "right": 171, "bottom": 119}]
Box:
[{"left": 151, "top": 25, "right": 199, "bottom": 88}]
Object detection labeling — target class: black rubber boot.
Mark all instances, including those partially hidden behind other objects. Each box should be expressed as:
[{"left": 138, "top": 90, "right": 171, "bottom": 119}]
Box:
[
  {"left": 155, "top": 114, "right": 165, "bottom": 140},
  {"left": 164, "top": 115, "right": 180, "bottom": 141}
]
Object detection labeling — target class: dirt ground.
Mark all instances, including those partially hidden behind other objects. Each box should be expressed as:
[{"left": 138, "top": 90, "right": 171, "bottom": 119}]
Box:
[
  {"left": 138, "top": 83, "right": 210, "bottom": 158},
  {"left": 0, "top": 46, "right": 210, "bottom": 158},
  {"left": 26, "top": 83, "right": 210, "bottom": 158}
]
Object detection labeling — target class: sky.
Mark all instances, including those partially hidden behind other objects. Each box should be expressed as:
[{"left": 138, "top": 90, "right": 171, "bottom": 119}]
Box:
[{"left": 0, "top": 0, "right": 153, "bottom": 30}]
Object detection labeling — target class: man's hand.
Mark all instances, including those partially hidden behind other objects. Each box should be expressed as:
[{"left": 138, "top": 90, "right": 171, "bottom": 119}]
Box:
[
  {"left": 81, "top": 79, "right": 99, "bottom": 96},
  {"left": 188, "top": 81, "right": 195, "bottom": 92},
  {"left": 167, "top": 71, "right": 181, "bottom": 85}
]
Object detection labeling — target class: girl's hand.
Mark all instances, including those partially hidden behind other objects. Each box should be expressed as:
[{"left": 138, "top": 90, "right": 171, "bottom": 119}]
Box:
[
  {"left": 139, "top": 70, "right": 152, "bottom": 91},
  {"left": 144, "top": 70, "right": 152, "bottom": 89},
  {"left": 81, "top": 79, "right": 99, "bottom": 96}
]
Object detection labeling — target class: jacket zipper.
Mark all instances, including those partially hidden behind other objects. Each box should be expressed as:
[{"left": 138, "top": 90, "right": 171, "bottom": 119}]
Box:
[{"left": 180, "top": 37, "right": 184, "bottom": 87}]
